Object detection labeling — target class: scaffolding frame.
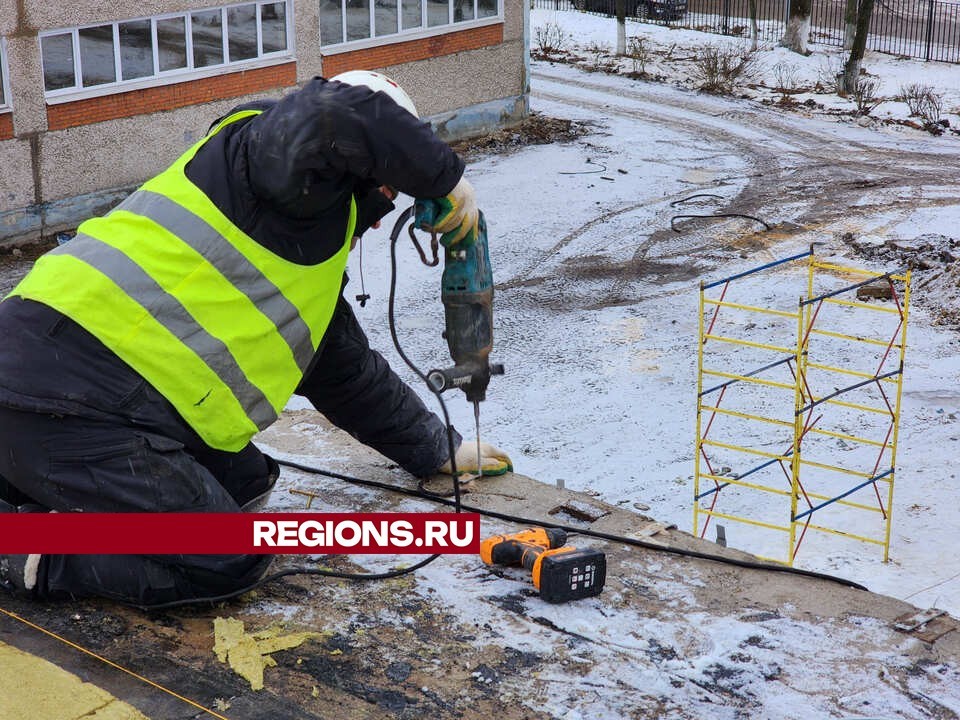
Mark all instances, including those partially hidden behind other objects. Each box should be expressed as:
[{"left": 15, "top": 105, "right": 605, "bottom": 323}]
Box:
[{"left": 693, "top": 249, "right": 911, "bottom": 564}]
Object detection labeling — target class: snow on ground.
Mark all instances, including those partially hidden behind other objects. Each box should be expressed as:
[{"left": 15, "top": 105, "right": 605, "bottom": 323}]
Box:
[
  {"left": 287, "top": 11, "right": 960, "bottom": 618},
  {"left": 532, "top": 8, "right": 960, "bottom": 132},
  {"left": 412, "top": 550, "right": 960, "bottom": 719}
]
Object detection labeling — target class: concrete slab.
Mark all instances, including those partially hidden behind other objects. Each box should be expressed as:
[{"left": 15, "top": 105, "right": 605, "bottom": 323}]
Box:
[{"left": 6, "top": 409, "right": 957, "bottom": 719}]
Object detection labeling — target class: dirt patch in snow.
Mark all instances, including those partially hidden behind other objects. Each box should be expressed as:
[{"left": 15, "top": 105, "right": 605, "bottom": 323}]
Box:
[
  {"left": 450, "top": 111, "right": 592, "bottom": 160},
  {"left": 844, "top": 231, "right": 960, "bottom": 329}
]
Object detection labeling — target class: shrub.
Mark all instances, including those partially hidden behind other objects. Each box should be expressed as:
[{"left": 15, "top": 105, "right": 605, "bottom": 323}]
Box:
[
  {"left": 852, "top": 77, "right": 882, "bottom": 116},
  {"left": 585, "top": 41, "right": 612, "bottom": 72},
  {"left": 628, "top": 36, "right": 651, "bottom": 75},
  {"left": 899, "top": 83, "right": 944, "bottom": 125},
  {"left": 772, "top": 61, "right": 800, "bottom": 94},
  {"left": 815, "top": 53, "right": 843, "bottom": 93},
  {"left": 534, "top": 22, "right": 568, "bottom": 55},
  {"left": 690, "top": 44, "right": 762, "bottom": 94}
]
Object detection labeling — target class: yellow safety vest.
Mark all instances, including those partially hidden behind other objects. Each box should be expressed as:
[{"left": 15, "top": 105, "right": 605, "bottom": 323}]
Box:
[{"left": 10, "top": 110, "right": 357, "bottom": 451}]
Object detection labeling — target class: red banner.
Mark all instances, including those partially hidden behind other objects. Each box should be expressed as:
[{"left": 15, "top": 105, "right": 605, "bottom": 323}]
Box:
[{"left": 0, "top": 513, "right": 481, "bottom": 554}]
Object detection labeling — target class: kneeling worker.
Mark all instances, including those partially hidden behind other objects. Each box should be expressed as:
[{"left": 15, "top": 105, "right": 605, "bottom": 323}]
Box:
[{"left": 0, "top": 71, "right": 511, "bottom": 605}]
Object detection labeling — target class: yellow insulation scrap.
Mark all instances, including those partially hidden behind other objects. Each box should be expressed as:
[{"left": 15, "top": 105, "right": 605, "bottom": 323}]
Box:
[{"left": 212, "top": 617, "right": 326, "bottom": 690}]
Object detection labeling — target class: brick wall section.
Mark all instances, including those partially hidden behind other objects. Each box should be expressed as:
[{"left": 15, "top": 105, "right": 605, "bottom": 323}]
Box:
[
  {"left": 0, "top": 112, "right": 12, "bottom": 140},
  {"left": 46, "top": 62, "right": 297, "bottom": 131},
  {"left": 322, "top": 24, "right": 503, "bottom": 76}
]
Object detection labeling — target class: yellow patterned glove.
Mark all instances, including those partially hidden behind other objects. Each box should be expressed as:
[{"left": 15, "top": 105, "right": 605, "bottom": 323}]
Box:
[
  {"left": 431, "top": 177, "right": 479, "bottom": 245},
  {"left": 438, "top": 440, "right": 513, "bottom": 476}
]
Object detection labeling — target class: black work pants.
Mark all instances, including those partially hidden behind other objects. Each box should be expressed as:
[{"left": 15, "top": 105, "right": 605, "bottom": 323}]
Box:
[{"left": 0, "top": 405, "right": 273, "bottom": 606}]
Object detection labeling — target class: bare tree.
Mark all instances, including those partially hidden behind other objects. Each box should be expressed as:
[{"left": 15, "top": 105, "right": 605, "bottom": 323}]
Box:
[
  {"left": 780, "top": 0, "right": 812, "bottom": 54},
  {"left": 616, "top": 0, "right": 627, "bottom": 55},
  {"left": 749, "top": 0, "right": 759, "bottom": 51},
  {"left": 843, "top": 0, "right": 858, "bottom": 49},
  {"left": 841, "top": 0, "right": 875, "bottom": 94}
]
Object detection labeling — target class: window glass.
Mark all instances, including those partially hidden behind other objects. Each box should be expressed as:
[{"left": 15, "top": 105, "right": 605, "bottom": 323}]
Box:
[
  {"left": 401, "top": 0, "right": 422, "bottom": 30},
  {"left": 157, "top": 17, "right": 188, "bottom": 71},
  {"left": 42, "top": 2, "right": 292, "bottom": 95},
  {"left": 320, "top": 0, "right": 344, "bottom": 45},
  {"left": 119, "top": 20, "right": 153, "bottom": 80},
  {"left": 454, "top": 0, "right": 474, "bottom": 21},
  {"left": 375, "top": 1, "right": 399, "bottom": 36},
  {"left": 42, "top": 33, "right": 76, "bottom": 91},
  {"left": 227, "top": 4, "right": 258, "bottom": 61},
  {"left": 79, "top": 25, "right": 115, "bottom": 87},
  {"left": 0, "top": 48, "right": 6, "bottom": 105},
  {"left": 477, "top": 0, "right": 496, "bottom": 18},
  {"left": 427, "top": 0, "right": 449, "bottom": 27},
  {"left": 321, "top": 0, "right": 497, "bottom": 46},
  {"left": 346, "top": 0, "right": 372, "bottom": 41},
  {"left": 261, "top": 2, "right": 287, "bottom": 52},
  {"left": 192, "top": 10, "right": 224, "bottom": 67}
]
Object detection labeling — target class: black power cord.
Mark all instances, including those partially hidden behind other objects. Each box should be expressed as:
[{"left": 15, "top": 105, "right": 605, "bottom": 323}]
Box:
[
  {"left": 143, "top": 451, "right": 868, "bottom": 611},
  {"left": 274, "top": 458, "right": 868, "bottom": 592},
  {"left": 669, "top": 194, "right": 771, "bottom": 233}
]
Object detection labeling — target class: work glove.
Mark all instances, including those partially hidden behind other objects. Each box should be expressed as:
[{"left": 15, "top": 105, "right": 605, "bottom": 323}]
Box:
[
  {"left": 431, "top": 176, "right": 479, "bottom": 245},
  {"left": 438, "top": 440, "right": 513, "bottom": 477}
]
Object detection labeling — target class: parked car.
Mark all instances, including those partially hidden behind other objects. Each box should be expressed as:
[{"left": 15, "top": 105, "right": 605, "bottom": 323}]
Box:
[{"left": 576, "top": 0, "right": 687, "bottom": 22}]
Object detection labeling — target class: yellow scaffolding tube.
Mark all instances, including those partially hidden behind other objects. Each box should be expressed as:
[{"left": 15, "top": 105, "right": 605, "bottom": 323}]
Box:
[{"left": 693, "top": 248, "right": 910, "bottom": 565}]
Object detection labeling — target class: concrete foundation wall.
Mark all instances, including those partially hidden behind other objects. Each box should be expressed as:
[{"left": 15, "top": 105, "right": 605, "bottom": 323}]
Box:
[
  {"left": 38, "top": 93, "right": 287, "bottom": 201},
  {"left": 294, "top": 2, "right": 324, "bottom": 82},
  {"left": 383, "top": 41, "right": 524, "bottom": 119},
  {"left": 0, "top": 138, "right": 37, "bottom": 240},
  {"left": 0, "top": 0, "right": 16, "bottom": 35},
  {"left": 0, "top": 1, "right": 528, "bottom": 246}
]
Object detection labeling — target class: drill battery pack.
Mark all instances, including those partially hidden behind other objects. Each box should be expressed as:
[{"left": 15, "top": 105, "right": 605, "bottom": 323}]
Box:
[{"left": 535, "top": 547, "right": 606, "bottom": 603}]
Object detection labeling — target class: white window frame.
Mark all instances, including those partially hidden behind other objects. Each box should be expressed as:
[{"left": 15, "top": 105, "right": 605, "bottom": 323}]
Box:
[
  {"left": 319, "top": 0, "right": 502, "bottom": 53},
  {"left": 0, "top": 37, "right": 11, "bottom": 111},
  {"left": 40, "top": 0, "right": 295, "bottom": 104}
]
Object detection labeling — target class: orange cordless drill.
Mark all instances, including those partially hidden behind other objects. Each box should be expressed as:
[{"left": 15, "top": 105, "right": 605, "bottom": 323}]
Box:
[{"left": 480, "top": 528, "right": 606, "bottom": 603}]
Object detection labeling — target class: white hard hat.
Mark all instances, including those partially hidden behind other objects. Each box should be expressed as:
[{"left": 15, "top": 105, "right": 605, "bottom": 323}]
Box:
[{"left": 330, "top": 70, "right": 419, "bottom": 118}]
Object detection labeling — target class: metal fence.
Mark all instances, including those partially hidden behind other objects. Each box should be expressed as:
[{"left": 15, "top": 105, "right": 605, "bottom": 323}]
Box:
[
  {"left": 533, "top": 0, "right": 960, "bottom": 63},
  {"left": 684, "top": 0, "right": 787, "bottom": 45}
]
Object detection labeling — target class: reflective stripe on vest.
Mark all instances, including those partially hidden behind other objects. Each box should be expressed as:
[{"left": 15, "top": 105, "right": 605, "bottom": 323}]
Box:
[{"left": 10, "top": 110, "right": 357, "bottom": 451}]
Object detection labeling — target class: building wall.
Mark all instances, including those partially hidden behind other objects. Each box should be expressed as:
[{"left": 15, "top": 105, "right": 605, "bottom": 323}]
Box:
[{"left": 0, "top": 0, "right": 528, "bottom": 245}]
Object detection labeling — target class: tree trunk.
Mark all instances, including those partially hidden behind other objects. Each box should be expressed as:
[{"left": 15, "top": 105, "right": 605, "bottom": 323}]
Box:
[
  {"left": 780, "top": 0, "right": 812, "bottom": 54},
  {"left": 749, "top": 0, "right": 759, "bottom": 51},
  {"left": 616, "top": 0, "right": 627, "bottom": 55},
  {"left": 843, "top": 0, "right": 858, "bottom": 49},
  {"left": 842, "top": 0, "right": 874, "bottom": 95}
]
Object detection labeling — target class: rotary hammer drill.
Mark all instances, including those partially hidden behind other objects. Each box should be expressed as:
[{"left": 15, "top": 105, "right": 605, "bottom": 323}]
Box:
[{"left": 414, "top": 201, "right": 504, "bottom": 467}]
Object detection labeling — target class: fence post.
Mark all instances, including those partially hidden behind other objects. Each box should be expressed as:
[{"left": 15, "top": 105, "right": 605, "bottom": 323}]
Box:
[
  {"left": 722, "top": 0, "right": 730, "bottom": 33},
  {"left": 924, "top": 0, "right": 935, "bottom": 61}
]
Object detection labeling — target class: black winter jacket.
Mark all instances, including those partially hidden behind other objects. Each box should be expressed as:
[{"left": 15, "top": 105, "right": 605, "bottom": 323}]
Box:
[{"left": 0, "top": 78, "right": 464, "bottom": 476}]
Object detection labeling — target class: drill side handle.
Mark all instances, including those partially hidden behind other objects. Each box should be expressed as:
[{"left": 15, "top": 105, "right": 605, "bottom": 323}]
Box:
[{"left": 427, "top": 363, "right": 505, "bottom": 396}]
